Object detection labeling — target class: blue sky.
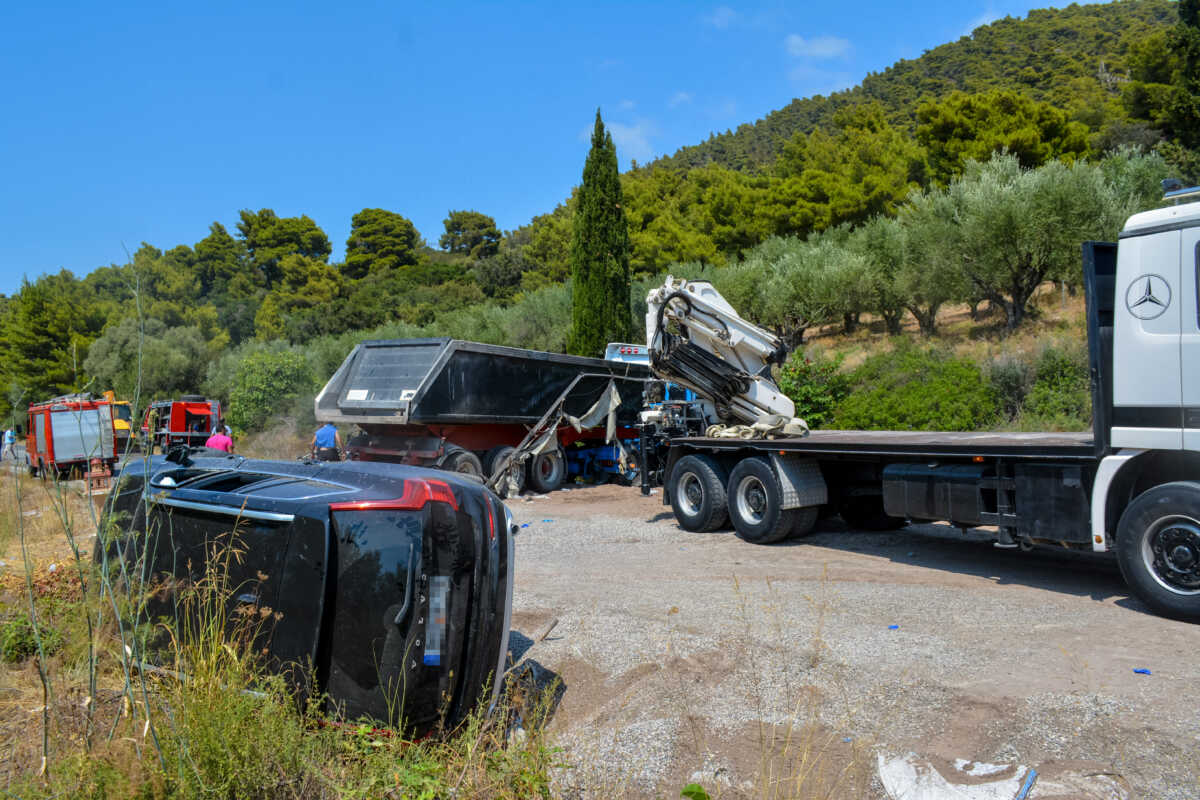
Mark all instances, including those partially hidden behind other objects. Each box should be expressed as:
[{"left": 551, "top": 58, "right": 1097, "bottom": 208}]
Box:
[{"left": 0, "top": 0, "right": 1090, "bottom": 294}]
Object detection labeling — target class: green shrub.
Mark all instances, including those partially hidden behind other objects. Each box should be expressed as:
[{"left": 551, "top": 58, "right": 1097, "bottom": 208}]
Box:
[
  {"left": 228, "top": 350, "right": 316, "bottom": 432},
  {"left": 776, "top": 351, "right": 851, "bottom": 429},
  {"left": 1, "top": 612, "right": 63, "bottom": 662},
  {"left": 1020, "top": 342, "right": 1091, "bottom": 430},
  {"left": 833, "top": 344, "right": 1000, "bottom": 431},
  {"left": 988, "top": 355, "right": 1033, "bottom": 419}
]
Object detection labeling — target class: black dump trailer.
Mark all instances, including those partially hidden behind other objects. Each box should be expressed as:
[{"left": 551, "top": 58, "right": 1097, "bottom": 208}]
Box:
[
  {"left": 658, "top": 239, "right": 1200, "bottom": 622},
  {"left": 316, "top": 338, "right": 651, "bottom": 490}
]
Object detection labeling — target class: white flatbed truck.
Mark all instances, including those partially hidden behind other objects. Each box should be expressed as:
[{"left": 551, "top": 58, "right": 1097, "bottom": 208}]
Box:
[{"left": 647, "top": 187, "right": 1200, "bottom": 621}]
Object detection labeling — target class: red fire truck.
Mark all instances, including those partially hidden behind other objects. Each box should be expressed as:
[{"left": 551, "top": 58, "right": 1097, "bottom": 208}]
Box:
[
  {"left": 140, "top": 396, "right": 223, "bottom": 452},
  {"left": 26, "top": 394, "right": 117, "bottom": 478}
]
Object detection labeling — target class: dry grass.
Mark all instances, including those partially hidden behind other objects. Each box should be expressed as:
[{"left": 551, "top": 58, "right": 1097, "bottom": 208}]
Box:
[
  {"left": 236, "top": 418, "right": 312, "bottom": 461},
  {"left": 802, "top": 286, "right": 1087, "bottom": 371},
  {"left": 0, "top": 460, "right": 558, "bottom": 799}
]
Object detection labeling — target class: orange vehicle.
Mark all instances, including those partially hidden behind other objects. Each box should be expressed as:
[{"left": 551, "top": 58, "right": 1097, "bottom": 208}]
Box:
[
  {"left": 140, "top": 396, "right": 223, "bottom": 453},
  {"left": 26, "top": 393, "right": 117, "bottom": 478}
]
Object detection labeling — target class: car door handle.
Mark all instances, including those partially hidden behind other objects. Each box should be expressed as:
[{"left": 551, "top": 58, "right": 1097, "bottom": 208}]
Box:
[{"left": 393, "top": 542, "right": 416, "bottom": 626}]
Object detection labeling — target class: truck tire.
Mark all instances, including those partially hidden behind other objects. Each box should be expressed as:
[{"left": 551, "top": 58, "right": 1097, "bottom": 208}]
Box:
[
  {"left": 840, "top": 496, "right": 906, "bottom": 531},
  {"left": 528, "top": 449, "right": 565, "bottom": 493},
  {"left": 669, "top": 454, "right": 728, "bottom": 532},
  {"left": 485, "top": 446, "right": 526, "bottom": 493},
  {"left": 442, "top": 447, "right": 483, "bottom": 478},
  {"left": 1116, "top": 481, "right": 1200, "bottom": 622},
  {"left": 790, "top": 506, "right": 820, "bottom": 538},
  {"left": 727, "top": 457, "right": 795, "bottom": 544}
]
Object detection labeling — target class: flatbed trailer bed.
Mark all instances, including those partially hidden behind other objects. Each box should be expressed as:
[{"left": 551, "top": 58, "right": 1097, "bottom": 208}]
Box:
[{"left": 671, "top": 430, "right": 1096, "bottom": 461}]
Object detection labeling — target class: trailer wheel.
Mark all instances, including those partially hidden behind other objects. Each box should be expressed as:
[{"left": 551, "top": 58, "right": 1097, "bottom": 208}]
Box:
[
  {"left": 839, "top": 496, "right": 906, "bottom": 531},
  {"left": 1116, "top": 481, "right": 1200, "bottom": 622},
  {"left": 789, "top": 506, "right": 820, "bottom": 538},
  {"left": 485, "top": 446, "right": 526, "bottom": 493},
  {"left": 727, "top": 457, "right": 795, "bottom": 544},
  {"left": 442, "top": 447, "right": 484, "bottom": 478},
  {"left": 669, "top": 455, "right": 728, "bottom": 532},
  {"left": 528, "top": 449, "right": 565, "bottom": 493}
]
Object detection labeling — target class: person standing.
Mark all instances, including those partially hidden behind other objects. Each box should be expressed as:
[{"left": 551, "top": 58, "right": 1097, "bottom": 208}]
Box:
[
  {"left": 204, "top": 428, "right": 234, "bottom": 453},
  {"left": 2, "top": 428, "right": 14, "bottom": 461},
  {"left": 312, "top": 422, "right": 342, "bottom": 461}
]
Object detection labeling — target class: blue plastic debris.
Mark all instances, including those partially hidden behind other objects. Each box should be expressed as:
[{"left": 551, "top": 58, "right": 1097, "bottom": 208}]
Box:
[
  {"left": 1015, "top": 768, "right": 1038, "bottom": 800},
  {"left": 887, "top": 624, "right": 899, "bottom": 630},
  {"left": 1133, "top": 668, "right": 1152, "bottom": 675},
  {"left": 541, "top": 518, "right": 553, "bottom": 523},
  {"left": 841, "top": 737, "right": 852, "bottom": 743},
  {"left": 520, "top": 523, "right": 530, "bottom": 528}
]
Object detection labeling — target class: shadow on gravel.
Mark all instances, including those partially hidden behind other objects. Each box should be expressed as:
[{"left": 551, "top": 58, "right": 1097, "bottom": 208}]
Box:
[{"left": 782, "top": 518, "right": 1141, "bottom": 610}]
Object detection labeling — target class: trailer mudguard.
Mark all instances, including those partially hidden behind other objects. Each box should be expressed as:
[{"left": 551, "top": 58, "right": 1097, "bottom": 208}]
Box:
[{"left": 770, "top": 455, "right": 827, "bottom": 510}]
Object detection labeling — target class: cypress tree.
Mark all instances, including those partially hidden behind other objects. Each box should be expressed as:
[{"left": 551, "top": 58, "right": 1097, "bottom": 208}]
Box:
[{"left": 567, "top": 110, "right": 633, "bottom": 356}]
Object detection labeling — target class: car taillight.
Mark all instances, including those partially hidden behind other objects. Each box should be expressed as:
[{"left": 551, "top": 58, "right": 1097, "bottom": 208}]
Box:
[
  {"left": 483, "top": 493, "right": 496, "bottom": 541},
  {"left": 329, "top": 478, "right": 459, "bottom": 512}
]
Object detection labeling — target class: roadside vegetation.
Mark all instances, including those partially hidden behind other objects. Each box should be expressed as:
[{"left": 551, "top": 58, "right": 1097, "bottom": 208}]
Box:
[{"left": 0, "top": 461, "right": 558, "bottom": 798}]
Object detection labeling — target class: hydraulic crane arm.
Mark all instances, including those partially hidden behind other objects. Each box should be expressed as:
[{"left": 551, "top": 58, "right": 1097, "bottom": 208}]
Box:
[{"left": 645, "top": 276, "right": 801, "bottom": 427}]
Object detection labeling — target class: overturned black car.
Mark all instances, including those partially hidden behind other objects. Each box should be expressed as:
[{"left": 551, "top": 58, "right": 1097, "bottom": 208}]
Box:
[{"left": 99, "top": 451, "right": 514, "bottom": 734}]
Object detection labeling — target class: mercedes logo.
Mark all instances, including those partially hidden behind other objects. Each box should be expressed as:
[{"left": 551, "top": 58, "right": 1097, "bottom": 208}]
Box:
[{"left": 1125, "top": 274, "right": 1172, "bottom": 320}]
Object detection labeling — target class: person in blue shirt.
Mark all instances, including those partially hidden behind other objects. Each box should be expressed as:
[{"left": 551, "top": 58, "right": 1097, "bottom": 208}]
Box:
[
  {"left": 311, "top": 422, "right": 342, "bottom": 461},
  {"left": 2, "top": 428, "right": 14, "bottom": 461}
]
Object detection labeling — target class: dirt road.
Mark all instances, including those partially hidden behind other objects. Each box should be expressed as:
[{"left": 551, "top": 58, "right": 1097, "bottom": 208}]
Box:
[{"left": 507, "top": 484, "right": 1200, "bottom": 798}]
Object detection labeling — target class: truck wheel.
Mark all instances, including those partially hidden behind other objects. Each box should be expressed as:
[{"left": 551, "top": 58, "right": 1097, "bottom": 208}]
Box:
[
  {"left": 840, "top": 496, "right": 906, "bottom": 531},
  {"left": 442, "top": 447, "right": 483, "bottom": 478},
  {"left": 528, "top": 449, "right": 565, "bottom": 493},
  {"left": 790, "top": 506, "right": 820, "bottom": 539},
  {"left": 727, "top": 457, "right": 795, "bottom": 544},
  {"left": 669, "top": 454, "right": 728, "bottom": 532},
  {"left": 485, "top": 446, "right": 526, "bottom": 493},
  {"left": 1116, "top": 481, "right": 1200, "bottom": 622}
]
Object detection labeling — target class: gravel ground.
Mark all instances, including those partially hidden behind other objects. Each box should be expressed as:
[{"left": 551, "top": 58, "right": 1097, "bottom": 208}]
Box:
[{"left": 506, "top": 484, "right": 1200, "bottom": 799}]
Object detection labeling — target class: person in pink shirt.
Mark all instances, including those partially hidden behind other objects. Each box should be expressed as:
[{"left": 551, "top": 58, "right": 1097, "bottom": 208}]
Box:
[{"left": 205, "top": 429, "right": 234, "bottom": 453}]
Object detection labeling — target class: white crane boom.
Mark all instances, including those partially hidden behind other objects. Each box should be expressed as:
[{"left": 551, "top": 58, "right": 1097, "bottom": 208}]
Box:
[{"left": 644, "top": 276, "right": 805, "bottom": 432}]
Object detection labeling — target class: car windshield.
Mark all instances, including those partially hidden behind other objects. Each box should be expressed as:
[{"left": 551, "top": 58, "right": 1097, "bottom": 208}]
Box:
[{"left": 113, "top": 404, "right": 132, "bottom": 422}]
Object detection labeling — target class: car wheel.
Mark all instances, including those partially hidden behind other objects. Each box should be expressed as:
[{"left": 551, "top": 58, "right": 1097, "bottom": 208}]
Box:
[
  {"left": 727, "top": 457, "right": 795, "bottom": 544},
  {"left": 669, "top": 454, "right": 728, "bottom": 532},
  {"left": 527, "top": 449, "right": 565, "bottom": 493},
  {"left": 1116, "top": 481, "right": 1200, "bottom": 622}
]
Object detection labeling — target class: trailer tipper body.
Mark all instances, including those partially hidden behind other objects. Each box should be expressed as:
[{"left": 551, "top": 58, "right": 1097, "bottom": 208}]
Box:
[
  {"left": 315, "top": 338, "right": 651, "bottom": 490},
  {"left": 647, "top": 188, "right": 1200, "bottom": 621}
]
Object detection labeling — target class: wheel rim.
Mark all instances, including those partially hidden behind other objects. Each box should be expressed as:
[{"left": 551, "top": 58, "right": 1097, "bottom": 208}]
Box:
[
  {"left": 735, "top": 476, "right": 768, "bottom": 525},
  {"left": 678, "top": 472, "right": 703, "bottom": 516},
  {"left": 535, "top": 453, "right": 562, "bottom": 482},
  {"left": 1141, "top": 515, "right": 1200, "bottom": 595}
]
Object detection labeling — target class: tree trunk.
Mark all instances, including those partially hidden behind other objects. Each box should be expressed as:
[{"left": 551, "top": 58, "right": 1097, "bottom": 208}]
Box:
[
  {"left": 881, "top": 310, "right": 903, "bottom": 336},
  {"left": 906, "top": 304, "right": 939, "bottom": 336},
  {"left": 842, "top": 311, "right": 859, "bottom": 335}
]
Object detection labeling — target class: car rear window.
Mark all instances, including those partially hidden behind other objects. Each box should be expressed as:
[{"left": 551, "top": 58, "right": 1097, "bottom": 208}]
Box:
[{"left": 330, "top": 509, "right": 423, "bottom": 686}]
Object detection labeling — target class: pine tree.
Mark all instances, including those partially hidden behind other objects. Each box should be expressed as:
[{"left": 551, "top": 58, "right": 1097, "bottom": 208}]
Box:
[
  {"left": 1168, "top": 0, "right": 1200, "bottom": 149},
  {"left": 567, "top": 110, "right": 633, "bottom": 356}
]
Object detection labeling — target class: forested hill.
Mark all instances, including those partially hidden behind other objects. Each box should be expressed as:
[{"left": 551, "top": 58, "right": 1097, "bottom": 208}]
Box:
[{"left": 651, "top": 0, "right": 1177, "bottom": 173}]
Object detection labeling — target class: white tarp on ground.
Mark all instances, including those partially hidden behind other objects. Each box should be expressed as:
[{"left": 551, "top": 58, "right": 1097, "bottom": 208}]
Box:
[{"left": 877, "top": 752, "right": 1130, "bottom": 800}]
